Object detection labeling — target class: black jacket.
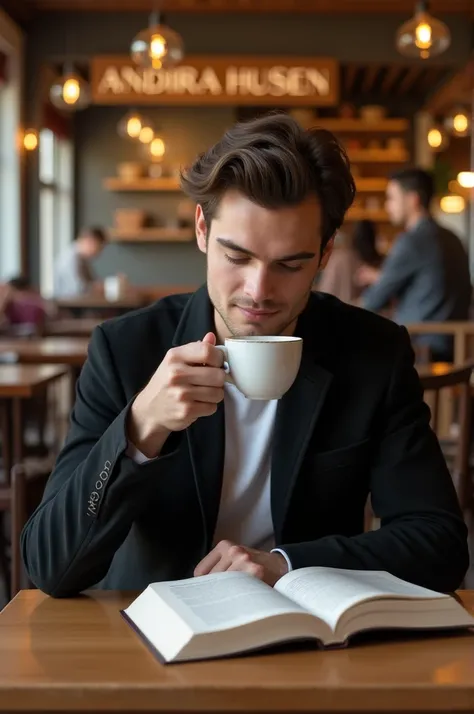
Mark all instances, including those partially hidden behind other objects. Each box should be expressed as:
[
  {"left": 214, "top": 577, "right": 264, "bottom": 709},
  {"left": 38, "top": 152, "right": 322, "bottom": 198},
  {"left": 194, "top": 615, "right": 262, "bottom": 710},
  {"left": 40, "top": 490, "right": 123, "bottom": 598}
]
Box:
[{"left": 21, "top": 286, "right": 469, "bottom": 596}]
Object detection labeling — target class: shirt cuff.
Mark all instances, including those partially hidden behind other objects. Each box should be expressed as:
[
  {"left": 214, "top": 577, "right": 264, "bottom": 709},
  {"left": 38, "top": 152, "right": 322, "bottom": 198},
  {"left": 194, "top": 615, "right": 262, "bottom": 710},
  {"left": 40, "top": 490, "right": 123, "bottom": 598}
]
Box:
[
  {"left": 126, "top": 441, "right": 155, "bottom": 464},
  {"left": 271, "top": 548, "right": 293, "bottom": 573}
]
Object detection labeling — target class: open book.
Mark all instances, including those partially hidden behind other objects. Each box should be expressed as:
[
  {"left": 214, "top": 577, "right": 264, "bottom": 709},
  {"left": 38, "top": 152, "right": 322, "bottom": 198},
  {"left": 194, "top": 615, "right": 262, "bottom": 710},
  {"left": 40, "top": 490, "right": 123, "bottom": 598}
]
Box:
[{"left": 121, "top": 567, "right": 474, "bottom": 663}]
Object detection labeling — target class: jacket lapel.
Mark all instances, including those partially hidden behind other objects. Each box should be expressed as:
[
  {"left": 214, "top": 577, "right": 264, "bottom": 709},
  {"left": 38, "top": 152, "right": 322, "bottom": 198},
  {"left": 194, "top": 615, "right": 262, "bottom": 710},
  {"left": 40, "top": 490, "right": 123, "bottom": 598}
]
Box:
[
  {"left": 271, "top": 295, "right": 333, "bottom": 541},
  {"left": 172, "top": 286, "right": 225, "bottom": 553}
]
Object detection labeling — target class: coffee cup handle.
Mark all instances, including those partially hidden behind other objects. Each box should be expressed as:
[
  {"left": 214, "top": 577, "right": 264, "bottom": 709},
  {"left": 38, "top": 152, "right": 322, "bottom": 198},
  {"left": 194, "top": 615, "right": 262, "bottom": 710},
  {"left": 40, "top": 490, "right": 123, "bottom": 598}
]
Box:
[{"left": 215, "top": 345, "right": 233, "bottom": 383}]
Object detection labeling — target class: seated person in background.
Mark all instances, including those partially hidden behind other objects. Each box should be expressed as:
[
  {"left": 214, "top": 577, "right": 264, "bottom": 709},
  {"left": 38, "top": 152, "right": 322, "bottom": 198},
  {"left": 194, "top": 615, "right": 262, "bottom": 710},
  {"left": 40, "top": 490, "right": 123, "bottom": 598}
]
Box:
[
  {"left": 359, "top": 168, "right": 472, "bottom": 362},
  {"left": 53, "top": 227, "right": 107, "bottom": 299},
  {"left": 318, "top": 219, "right": 383, "bottom": 303},
  {"left": 21, "top": 114, "right": 468, "bottom": 598},
  {"left": 1, "top": 277, "right": 51, "bottom": 335}
]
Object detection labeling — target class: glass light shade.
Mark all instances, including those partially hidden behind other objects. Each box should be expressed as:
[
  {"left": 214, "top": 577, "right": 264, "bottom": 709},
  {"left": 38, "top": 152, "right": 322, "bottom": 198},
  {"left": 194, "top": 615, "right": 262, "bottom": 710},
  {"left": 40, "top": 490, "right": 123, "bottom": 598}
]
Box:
[
  {"left": 131, "top": 23, "right": 184, "bottom": 70},
  {"left": 49, "top": 72, "right": 91, "bottom": 111},
  {"left": 396, "top": 2, "right": 451, "bottom": 59},
  {"left": 444, "top": 108, "right": 471, "bottom": 137},
  {"left": 439, "top": 194, "right": 465, "bottom": 214},
  {"left": 457, "top": 171, "right": 474, "bottom": 188},
  {"left": 117, "top": 111, "right": 147, "bottom": 140},
  {"left": 149, "top": 136, "right": 165, "bottom": 158},
  {"left": 23, "top": 129, "right": 39, "bottom": 151},
  {"left": 427, "top": 126, "right": 449, "bottom": 151}
]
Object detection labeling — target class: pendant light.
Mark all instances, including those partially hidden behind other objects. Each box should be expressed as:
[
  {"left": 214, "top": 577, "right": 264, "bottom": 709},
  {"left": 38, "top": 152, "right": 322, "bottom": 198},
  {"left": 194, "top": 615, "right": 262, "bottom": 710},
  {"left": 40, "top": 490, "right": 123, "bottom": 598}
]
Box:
[
  {"left": 396, "top": 0, "right": 450, "bottom": 60},
  {"left": 444, "top": 107, "right": 471, "bottom": 138},
  {"left": 49, "top": 64, "right": 91, "bottom": 112},
  {"left": 117, "top": 110, "right": 152, "bottom": 141},
  {"left": 131, "top": 2, "right": 184, "bottom": 71}
]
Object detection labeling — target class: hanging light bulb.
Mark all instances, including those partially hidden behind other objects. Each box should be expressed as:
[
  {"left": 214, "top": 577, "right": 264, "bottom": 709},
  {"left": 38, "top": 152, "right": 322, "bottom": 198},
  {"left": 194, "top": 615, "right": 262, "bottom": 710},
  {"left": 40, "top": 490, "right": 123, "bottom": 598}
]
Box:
[
  {"left": 427, "top": 125, "right": 449, "bottom": 151},
  {"left": 439, "top": 194, "right": 465, "bottom": 214},
  {"left": 396, "top": 0, "right": 450, "bottom": 59},
  {"left": 131, "top": 10, "right": 184, "bottom": 70},
  {"left": 457, "top": 171, "right": 474, "bottom": 189},
  {"left": 444, "top": 107, "right": 471, "bottom": 137},
  {"left": 49, "top": 67, "right": 91, "bottom": 111},
  {"left": 23, "top": 129, "right": 39, "bottom": 151},
  {"left": 150, "top": 136, "right": 165, "bottom": 158},
  {"left": 117, "top": 110, "right": 147, "bottom": 140}
]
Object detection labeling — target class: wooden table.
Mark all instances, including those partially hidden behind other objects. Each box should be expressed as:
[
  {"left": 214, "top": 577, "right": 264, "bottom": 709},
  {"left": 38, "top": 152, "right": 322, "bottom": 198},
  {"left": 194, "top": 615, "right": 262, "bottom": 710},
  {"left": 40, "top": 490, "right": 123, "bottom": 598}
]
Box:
[
  {"left": 0, "top": 337, "right": 89, "bottom": 367},
  {"left": 0, "top": 365, "right": 68, "bottom": 478},
  {"left": 44, "top": 318, "right": 102, "bottom": 337},
  {"left": 0, "top": 590, "right": 473, "bottom": 713},
  {"left": 57, "top": 294, "right": 146, "bottom": 316}
]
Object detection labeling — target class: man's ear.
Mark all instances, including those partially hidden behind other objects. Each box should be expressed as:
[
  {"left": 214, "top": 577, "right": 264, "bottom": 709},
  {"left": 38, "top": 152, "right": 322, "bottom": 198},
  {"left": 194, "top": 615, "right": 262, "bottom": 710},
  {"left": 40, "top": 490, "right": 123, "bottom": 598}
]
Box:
[
  {"left": 320, "top": 236, "right": 335, "bottom": 270},
  {"left": 196, "top": 205, "right": 207, "bottom": 254}
]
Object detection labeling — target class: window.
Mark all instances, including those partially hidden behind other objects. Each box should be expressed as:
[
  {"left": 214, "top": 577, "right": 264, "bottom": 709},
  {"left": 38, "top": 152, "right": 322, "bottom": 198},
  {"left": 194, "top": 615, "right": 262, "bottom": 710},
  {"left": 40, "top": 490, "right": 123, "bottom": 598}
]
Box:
[
  {"left": 39, "top": 128, "right": 74, "bottom": 297},
  {"left": 0, "top": 10, "right": 23, "bottom": 281}
]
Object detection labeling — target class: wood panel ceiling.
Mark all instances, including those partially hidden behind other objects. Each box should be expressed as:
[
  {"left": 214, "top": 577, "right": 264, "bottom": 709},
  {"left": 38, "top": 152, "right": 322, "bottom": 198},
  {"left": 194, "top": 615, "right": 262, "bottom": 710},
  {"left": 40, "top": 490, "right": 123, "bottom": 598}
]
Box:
[
  {"left": 342, "top": 63, "right": 453, "bottom": 102},
  {"left": 20, "top": 0, "right": 474, "bottom": 13}
]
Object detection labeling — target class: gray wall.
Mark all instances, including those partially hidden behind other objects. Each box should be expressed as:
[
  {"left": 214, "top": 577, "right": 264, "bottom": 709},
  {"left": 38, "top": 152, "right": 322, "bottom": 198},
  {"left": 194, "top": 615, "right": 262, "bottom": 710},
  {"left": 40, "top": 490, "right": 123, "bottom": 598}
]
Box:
[
  {"left": 76, "top": 105, "right": 236, "bottom": 285},
  {"left": 25, "top": 10, "right": 473, "bottom": 284}
]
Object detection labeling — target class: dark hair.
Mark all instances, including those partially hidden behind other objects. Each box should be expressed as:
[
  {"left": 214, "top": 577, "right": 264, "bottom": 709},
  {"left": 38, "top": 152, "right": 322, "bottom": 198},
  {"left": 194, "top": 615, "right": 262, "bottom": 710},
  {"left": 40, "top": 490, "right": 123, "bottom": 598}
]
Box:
[
  {"left": 389, "top": 167, "right": 434, "bottom": 210},
  {"left": 352, "top": 220, "right": 383, "bottom": 268},
  {"left": 181, "top": 112, "right": 356, "bottom": 250},
  {"left": 8, "top": 276, "right": 31, "bottom": 291},
  {"left": 78, "top": 226, "right": 107, "bottom": 244}
]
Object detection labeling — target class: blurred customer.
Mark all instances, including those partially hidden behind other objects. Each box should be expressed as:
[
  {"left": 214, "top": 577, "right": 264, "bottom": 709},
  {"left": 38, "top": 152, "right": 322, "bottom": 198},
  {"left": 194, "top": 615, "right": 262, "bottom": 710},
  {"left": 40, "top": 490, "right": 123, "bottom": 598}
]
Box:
[
  {"left": 359, "top": 168, "right": 471, "bottom": 361},
  {"left": 1, "top": 277, "right": 52, "bottom": 335},
  {"left": 318, "top": 220, "right": 383, "bottom": 303},
  {"left": 53, "top": 227, "right": 107, "bottom": 299}
]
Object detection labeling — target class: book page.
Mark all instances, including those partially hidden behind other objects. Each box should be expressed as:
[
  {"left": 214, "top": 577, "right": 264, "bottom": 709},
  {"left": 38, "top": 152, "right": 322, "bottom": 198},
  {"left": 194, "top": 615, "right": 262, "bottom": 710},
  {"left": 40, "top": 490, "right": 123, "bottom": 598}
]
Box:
[
  {"left": 151, "top": 572, "right": 308, "bottom": 634},
  {"left": 276, "top": 567, "right": 448, "bottom": 632}
]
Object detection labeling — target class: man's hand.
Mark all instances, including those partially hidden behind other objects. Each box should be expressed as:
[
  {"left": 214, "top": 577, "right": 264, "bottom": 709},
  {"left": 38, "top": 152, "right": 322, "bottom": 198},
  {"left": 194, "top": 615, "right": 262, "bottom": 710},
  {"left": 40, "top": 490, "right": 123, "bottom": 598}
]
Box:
[
  {"left": 127, "top": 332, "right": 225, "bottom": 458},
  {"left": 194, "top": 540, "right": 288, "bottom": 586},
  {"left": 355, "top": 265, "right": 381, "bottom": 287}
]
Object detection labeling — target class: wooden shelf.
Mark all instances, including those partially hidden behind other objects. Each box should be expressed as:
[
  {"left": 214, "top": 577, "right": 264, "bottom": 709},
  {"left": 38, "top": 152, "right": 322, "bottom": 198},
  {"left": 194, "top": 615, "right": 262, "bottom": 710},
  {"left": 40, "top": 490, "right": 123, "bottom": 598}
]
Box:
[
  {"left": 355, "top": 178, "right": 388, "bottom": 192},
  {"left": 103, "top": 177, "right": 181, "bottom": 192},
  {"left": 109, "top": 228, "right": 194, "bottom": 242},
  {"left": 346, "top": 208, "right": 389, "bottom": 222},
  {"left": 315, "top": 119, "right": 409, "bottom": 133},
  {"left": 348, "top": 149, "right": 409, "bottom": 163}
]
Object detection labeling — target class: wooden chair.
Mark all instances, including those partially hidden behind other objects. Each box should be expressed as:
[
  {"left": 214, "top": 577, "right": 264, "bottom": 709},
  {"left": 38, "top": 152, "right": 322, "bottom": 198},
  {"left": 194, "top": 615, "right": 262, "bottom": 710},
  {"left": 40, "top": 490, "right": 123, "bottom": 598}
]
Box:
[
  {"left": 0, "top": 460, "right": 52, "bottom": 599},
  {"left": 418, "top": 362, "right": 474, "bottom": 518}
]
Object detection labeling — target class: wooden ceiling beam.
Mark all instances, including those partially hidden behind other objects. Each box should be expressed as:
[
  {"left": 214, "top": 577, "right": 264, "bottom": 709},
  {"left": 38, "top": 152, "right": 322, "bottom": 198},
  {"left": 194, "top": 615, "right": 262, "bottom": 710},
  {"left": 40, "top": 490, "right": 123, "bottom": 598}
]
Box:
[
  {"left": 397, "top": 66, "right": 423, "bottom": 95},
  {"left": 23, "top": 0, "right": 474, "bottom": 13},
  {"left": 424, "top": 59, "right": 474, "bottom": 115},
  {"left": 380, "top": 66, "right": 402, "bottom": 95},
  {"left": 361, "top": 65, "right": 380, "bottom": 95}
]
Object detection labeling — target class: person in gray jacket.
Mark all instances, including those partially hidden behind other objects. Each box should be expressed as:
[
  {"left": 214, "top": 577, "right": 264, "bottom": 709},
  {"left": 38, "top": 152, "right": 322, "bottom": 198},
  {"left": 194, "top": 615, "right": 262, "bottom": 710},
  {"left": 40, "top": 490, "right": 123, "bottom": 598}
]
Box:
[{"left": 359, "top": 168, "right": 472, "bottom": 361}]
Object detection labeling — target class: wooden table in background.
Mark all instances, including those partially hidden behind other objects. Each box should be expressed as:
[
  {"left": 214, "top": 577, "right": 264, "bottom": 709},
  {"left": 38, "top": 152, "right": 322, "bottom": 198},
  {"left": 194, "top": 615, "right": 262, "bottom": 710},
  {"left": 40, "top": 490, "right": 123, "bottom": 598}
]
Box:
[
  {"left": 0, "top": 337, "right": 89, "bottom": 408},
  {"left": 0, "top": 365, "right": 68, "bottom": 478},
  {"left": 56, "top": 294, "right": 146, "bottom": 316},
  {"left": 0, "top": 590, "right": 473, "bottom": 713},
  {"left": 44, "top": 318, "right": 102, "bottom": 337}
]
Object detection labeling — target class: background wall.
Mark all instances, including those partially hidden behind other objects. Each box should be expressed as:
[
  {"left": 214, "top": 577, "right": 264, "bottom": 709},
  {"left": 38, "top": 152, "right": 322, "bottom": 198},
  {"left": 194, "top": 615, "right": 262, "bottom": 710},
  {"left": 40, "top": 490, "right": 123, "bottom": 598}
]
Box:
[{"left": 25, "top": 10, "right": 473, "bottom": 284}]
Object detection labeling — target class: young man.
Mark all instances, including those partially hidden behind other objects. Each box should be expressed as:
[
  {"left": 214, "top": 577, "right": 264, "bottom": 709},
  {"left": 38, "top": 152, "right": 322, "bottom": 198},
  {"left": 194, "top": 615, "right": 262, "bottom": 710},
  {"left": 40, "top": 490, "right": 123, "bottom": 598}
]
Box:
[
  {"left": 22, "top": 115, "right": 468, "bottom": 597},
  {"left": 53, "top": 226, "right": 107, "bottom": 298},
  {"left": 359, "top": 168, "right": 472, "bottom": 361}
]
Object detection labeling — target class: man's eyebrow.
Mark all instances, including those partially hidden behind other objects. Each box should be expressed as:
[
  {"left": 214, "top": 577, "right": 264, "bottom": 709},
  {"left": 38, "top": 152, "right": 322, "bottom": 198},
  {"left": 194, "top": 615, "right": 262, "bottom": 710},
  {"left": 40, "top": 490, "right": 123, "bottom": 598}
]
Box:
[{"left": 216, "top": 238, "right": 316, "bottom": 262}]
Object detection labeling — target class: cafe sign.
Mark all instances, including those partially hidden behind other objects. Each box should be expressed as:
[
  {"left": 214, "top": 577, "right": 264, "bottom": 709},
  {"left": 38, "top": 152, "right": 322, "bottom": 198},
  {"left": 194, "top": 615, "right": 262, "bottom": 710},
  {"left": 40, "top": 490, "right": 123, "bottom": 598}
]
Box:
[{"left": 90, "top": 55, "right": 339, "bottom": 106}]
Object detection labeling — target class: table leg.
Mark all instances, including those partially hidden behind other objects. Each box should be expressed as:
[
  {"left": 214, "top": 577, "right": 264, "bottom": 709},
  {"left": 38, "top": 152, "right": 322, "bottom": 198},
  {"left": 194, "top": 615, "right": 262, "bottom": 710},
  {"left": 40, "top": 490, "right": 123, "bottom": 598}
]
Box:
[
  {"left": 12, "top": 398, "right": 23, "bottom": 467},
  {"left": 0, "top": 399, "right": 12, "bottom": 483}
]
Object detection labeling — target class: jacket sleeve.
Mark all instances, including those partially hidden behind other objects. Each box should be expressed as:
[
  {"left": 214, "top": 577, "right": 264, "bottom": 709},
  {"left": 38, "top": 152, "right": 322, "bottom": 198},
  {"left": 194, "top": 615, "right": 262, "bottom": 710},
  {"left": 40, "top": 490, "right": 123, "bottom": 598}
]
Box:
[
  {"left": 21, "top": 325, "right": 176, "bottom": 597},
  {"left": 281, "top": 327, "right": 469, "bottom": 592},
  {"left": 362, "top": 234, "right": 415, "bottom": 312}
]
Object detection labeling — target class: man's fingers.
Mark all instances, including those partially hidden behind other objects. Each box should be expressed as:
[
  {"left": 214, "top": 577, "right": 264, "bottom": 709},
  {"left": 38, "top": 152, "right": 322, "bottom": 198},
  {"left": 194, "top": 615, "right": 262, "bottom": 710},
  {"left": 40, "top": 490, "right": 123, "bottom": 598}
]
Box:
[
  {"left": 194, "top": 549, "right": 222, "bottom": 576},
  {"left": 169, "top": 341, "right": 224, "bottom": 368}
]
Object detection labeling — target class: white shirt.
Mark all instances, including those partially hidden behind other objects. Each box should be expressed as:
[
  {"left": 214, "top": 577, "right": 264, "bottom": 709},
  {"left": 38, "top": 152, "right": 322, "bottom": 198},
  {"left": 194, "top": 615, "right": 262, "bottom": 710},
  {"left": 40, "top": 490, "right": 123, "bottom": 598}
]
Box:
[{"left": 128, "top": 384, "right": 292, "bottom": 570}]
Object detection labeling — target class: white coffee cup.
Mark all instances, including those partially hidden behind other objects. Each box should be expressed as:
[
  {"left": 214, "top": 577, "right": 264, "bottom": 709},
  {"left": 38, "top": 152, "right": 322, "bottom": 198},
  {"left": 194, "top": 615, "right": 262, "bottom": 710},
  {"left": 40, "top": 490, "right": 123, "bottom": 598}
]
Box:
[{"left": 216, "top": 336, "right": 303, "bottom": 400}]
